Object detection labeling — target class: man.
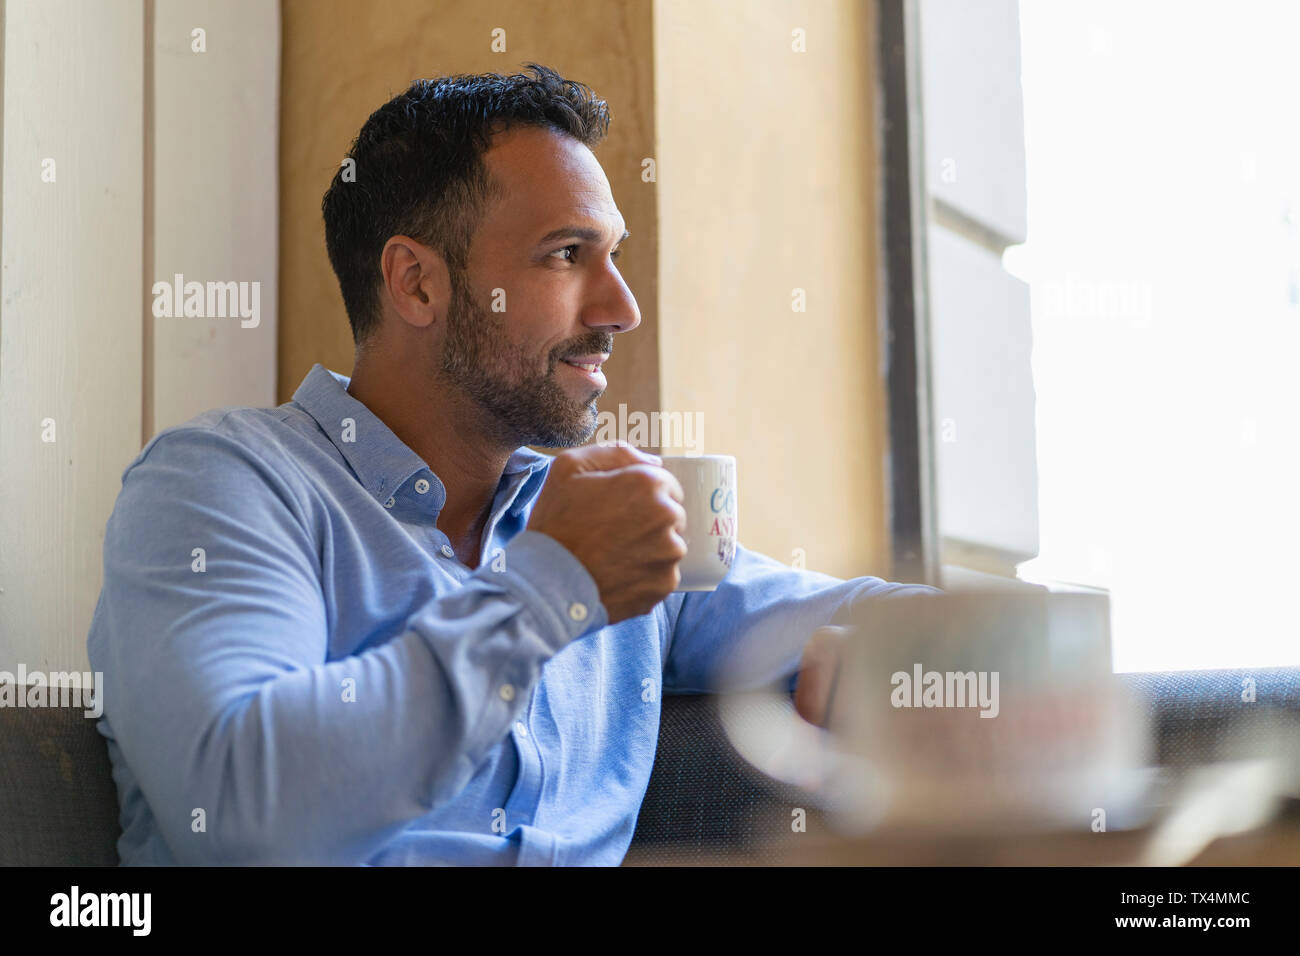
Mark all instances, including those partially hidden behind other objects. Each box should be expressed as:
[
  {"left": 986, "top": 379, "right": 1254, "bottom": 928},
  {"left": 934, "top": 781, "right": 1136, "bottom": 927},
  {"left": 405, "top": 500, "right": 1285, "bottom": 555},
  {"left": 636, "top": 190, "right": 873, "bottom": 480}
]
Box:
[{"left": 87, "top": 63, "right": 936, "bottom": 866}]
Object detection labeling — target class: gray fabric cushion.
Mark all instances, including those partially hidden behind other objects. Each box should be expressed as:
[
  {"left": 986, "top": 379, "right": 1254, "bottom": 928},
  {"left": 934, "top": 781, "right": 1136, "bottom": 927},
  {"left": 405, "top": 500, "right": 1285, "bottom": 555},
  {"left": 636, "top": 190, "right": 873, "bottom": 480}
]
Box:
[
  {"left": 1118, "top": 667, "right": 1300, "bottom": 768},
  {"left": 627, "top": 693, "right": 828, "bottom": 864},
  {"left": 0, "top": 703, "right": 120, "bottom": 865}
]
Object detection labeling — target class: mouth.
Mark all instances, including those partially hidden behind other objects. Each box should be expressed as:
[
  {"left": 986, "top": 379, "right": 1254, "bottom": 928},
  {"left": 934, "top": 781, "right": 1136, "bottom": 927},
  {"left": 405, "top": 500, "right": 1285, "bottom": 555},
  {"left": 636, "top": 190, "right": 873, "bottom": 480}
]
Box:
[{"left": 559, "top": 353, "right": 609, "bottom": 389}]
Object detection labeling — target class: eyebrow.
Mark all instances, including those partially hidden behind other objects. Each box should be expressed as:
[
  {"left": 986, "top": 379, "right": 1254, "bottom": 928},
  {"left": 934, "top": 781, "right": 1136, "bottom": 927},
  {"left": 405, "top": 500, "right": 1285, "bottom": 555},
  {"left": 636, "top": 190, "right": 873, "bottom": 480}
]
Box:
[{"left": 536, "top": 225, "right": 630, "bottom": 247}]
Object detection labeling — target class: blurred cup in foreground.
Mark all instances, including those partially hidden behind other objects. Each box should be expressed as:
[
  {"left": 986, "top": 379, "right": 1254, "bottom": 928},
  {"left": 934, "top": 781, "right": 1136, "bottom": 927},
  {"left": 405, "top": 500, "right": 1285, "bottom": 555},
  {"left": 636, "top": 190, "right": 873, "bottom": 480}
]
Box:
[{"left": 827, "top": 590, "right": 1152, "bottom": 835}]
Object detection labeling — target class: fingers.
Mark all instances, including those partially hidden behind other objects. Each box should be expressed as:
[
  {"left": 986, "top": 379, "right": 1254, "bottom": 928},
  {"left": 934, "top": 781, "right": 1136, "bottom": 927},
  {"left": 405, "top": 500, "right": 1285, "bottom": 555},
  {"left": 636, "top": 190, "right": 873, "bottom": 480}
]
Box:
[
  {"left": 794, "top": 626, "right": 853, "bottom": 728},
  {"left": 660, "top": 470, "right": 685, "bottom": 505},
  {"left": 608, "top": 465, "right": 687, "bottom": 530},
  {"left": 665, "top": 524, "right": 688, "bottom": 560},
  {"left": 611, "top": 462, "right": 680, "bottom": 496},
  {"left": 809, "top": 624, "right": 851, "bottom": 648},
  {"left": 555, "top": 441, "right": 661, "bottom": 475}
]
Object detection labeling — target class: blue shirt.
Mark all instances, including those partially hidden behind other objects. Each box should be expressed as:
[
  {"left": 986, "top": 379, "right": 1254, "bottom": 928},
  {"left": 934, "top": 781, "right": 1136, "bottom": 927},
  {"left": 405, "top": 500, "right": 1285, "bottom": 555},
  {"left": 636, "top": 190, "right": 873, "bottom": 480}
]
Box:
[{"left": 86, "top": 363, "right": 937, "bottom": 866}]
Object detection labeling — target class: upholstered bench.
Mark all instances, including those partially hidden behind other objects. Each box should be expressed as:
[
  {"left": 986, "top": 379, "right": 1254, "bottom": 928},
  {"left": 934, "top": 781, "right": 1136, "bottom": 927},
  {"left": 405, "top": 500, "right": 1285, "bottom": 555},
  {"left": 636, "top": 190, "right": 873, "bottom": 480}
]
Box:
[{"left": 3, "top": 669, "right": 1298, "bottom": 865}]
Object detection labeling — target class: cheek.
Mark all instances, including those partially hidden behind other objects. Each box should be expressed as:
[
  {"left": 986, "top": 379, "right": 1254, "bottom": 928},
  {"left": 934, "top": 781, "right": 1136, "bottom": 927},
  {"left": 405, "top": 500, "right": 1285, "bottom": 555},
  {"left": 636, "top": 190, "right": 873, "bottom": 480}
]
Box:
[
  {"left": 497, "top": 335, "right": 556, "bottom": 376},
  {"left": 515, "top": 288, "right": 576, "bottom": 342},
  {"left": 491, "top": 290, "right": 573, "bottom": 367}
]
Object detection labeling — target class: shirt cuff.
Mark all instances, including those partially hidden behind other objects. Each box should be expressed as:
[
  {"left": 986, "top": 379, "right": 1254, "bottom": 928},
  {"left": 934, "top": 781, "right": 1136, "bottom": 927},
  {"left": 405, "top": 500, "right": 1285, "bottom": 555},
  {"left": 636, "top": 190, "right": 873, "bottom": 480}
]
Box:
[{"left": 486, "top": 530, "right": 608, "bottom": 650}]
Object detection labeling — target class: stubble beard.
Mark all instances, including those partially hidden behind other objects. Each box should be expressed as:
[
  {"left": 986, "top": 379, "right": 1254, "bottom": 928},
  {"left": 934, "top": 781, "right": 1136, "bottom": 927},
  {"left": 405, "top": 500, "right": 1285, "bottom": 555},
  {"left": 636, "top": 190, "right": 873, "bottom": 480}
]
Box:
[{"left": 438, "top": 272, "right": 607, "bottom": 449}]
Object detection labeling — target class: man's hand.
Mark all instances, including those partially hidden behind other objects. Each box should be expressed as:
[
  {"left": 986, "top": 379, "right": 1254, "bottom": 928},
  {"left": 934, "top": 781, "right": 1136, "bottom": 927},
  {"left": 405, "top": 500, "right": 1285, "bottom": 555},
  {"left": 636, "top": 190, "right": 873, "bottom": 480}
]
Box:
[
  {"left": 528, "top": 442, "right": 687, "bottom": 625},
  {"left": 793, "top": 625, "right": 852, "bottom": 727}
]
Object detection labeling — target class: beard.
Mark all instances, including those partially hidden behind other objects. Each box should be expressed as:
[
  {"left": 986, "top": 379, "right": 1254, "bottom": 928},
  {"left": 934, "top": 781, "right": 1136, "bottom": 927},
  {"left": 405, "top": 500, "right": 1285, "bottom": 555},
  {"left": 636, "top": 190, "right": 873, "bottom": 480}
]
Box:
[{"left": 438, "top": 270, "right": 611, "bottom": 449}]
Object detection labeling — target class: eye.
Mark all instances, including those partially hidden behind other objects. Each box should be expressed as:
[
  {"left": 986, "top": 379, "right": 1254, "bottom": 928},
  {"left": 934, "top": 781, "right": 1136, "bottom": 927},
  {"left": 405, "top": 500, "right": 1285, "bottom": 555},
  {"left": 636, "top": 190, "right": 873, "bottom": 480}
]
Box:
[{"left": 549, "top": 245, "right": 624, "bottom": 266}]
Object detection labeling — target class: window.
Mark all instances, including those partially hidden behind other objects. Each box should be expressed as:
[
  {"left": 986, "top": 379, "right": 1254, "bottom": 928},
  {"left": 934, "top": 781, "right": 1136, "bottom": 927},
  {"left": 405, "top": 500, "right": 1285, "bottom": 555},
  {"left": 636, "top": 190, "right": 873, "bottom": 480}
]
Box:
[{"left": 888, "top": 0, "right": 1300, "bottom": 671}]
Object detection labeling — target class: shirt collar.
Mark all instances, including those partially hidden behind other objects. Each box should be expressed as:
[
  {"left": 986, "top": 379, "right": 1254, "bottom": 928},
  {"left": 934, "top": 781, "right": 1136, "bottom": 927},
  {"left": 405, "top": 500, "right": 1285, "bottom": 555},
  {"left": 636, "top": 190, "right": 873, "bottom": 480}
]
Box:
[{"left": 291, "top": 363, "right": 553, "bottom": 506}]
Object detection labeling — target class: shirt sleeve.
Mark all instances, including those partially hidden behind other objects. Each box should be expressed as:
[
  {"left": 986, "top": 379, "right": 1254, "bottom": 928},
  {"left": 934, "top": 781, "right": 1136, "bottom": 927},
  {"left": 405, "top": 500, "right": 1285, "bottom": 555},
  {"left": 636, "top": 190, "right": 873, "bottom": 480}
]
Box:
[
  {"left": 88, "top": 427, "right": 606, "bottom": 865},
  {"left": 662, "top": 541, "right": 940, "bottom": 695}
]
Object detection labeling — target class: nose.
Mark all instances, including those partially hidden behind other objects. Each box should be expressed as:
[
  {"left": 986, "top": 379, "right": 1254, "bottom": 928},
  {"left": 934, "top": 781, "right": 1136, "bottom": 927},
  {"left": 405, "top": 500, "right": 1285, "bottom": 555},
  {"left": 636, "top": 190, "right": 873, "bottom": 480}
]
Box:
[{"left": 583, "top": 264, "right": 641, "bottom": 334}]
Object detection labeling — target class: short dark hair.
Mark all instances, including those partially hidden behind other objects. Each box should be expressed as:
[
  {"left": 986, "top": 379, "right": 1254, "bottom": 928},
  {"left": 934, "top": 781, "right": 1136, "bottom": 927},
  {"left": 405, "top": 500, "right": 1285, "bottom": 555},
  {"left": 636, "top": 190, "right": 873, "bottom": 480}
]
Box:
[{"left": 321, "top": 63, "right": 612, "bottom": 345}]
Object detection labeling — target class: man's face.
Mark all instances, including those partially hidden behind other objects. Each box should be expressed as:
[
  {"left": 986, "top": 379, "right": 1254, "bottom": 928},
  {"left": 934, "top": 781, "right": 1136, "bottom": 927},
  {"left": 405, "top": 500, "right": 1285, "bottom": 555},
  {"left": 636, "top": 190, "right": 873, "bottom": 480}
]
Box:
[{"left": 437, "top": 125, "right": 640, "bottom": 449}]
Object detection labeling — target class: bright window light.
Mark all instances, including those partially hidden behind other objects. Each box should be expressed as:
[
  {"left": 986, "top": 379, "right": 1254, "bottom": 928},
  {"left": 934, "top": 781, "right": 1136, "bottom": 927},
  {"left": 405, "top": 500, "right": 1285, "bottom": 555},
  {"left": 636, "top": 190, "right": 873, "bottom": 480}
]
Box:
[{"left": 1011, "top": 0, "right": 1300, "bottom": 671}]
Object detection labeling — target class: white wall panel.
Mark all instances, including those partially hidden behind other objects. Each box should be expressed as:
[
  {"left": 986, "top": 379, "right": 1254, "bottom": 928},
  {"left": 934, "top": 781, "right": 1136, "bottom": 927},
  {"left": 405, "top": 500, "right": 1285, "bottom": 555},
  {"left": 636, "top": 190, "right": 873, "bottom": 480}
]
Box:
[
  {"left": 0, "top": 0, "right": 145, "bottom": 672},
  {"left": 0, "top": 0, "right": 279, "bottom": 674},
  {"left": 150, "top": 0, "right": 279, "bottom": 434}
]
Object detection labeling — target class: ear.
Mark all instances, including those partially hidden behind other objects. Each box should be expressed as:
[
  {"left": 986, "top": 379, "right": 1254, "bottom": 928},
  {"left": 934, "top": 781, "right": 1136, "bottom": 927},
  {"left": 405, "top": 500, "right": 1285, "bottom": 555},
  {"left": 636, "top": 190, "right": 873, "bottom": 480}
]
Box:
[{"left": 379, "top": 235, "right": 450, "bottom": 331}]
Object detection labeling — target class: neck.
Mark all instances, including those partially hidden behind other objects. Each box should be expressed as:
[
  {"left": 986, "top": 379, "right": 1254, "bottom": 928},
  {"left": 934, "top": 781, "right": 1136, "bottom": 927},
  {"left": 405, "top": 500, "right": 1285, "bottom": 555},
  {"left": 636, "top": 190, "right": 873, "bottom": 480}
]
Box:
[{"left": 346, "top": 348, "right": 514, "bottom": 564}]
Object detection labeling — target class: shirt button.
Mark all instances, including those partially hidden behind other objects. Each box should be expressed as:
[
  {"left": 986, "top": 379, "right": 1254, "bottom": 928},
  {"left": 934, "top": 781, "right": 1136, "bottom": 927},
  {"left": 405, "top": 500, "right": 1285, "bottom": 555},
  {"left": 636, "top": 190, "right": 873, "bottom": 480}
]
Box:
[
  {"left": 499, "top": 684, "right": 516, "bottom": 702},
  {"left": 515, "top": 722, "right": 528, "bottom": 738},
  {"left": 415, "top": 478, "right": 430, "bottom": 494},
  {"left": 568, "top": 602, "right": 588, "bottom": 622},
  {"left": 384, "top": 497, "right": 396, "bottom": 509},
  {"left": 439, "top": 544, "right": 455, "bottom": 559}
]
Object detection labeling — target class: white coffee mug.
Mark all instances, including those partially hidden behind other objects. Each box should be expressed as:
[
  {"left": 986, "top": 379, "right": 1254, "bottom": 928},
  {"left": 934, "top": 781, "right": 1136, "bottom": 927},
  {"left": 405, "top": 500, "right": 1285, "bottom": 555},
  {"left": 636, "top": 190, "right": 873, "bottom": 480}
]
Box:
[{"left": 659, "top": 455, "right": 737, "bottom": 591}]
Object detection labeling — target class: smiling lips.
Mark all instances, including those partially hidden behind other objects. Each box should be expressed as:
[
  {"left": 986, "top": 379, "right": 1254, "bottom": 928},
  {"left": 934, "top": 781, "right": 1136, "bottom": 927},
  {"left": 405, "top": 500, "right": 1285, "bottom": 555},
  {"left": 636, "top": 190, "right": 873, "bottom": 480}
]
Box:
[{"left": 560, "top": 353, "right": 609, "bottom": 373}]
